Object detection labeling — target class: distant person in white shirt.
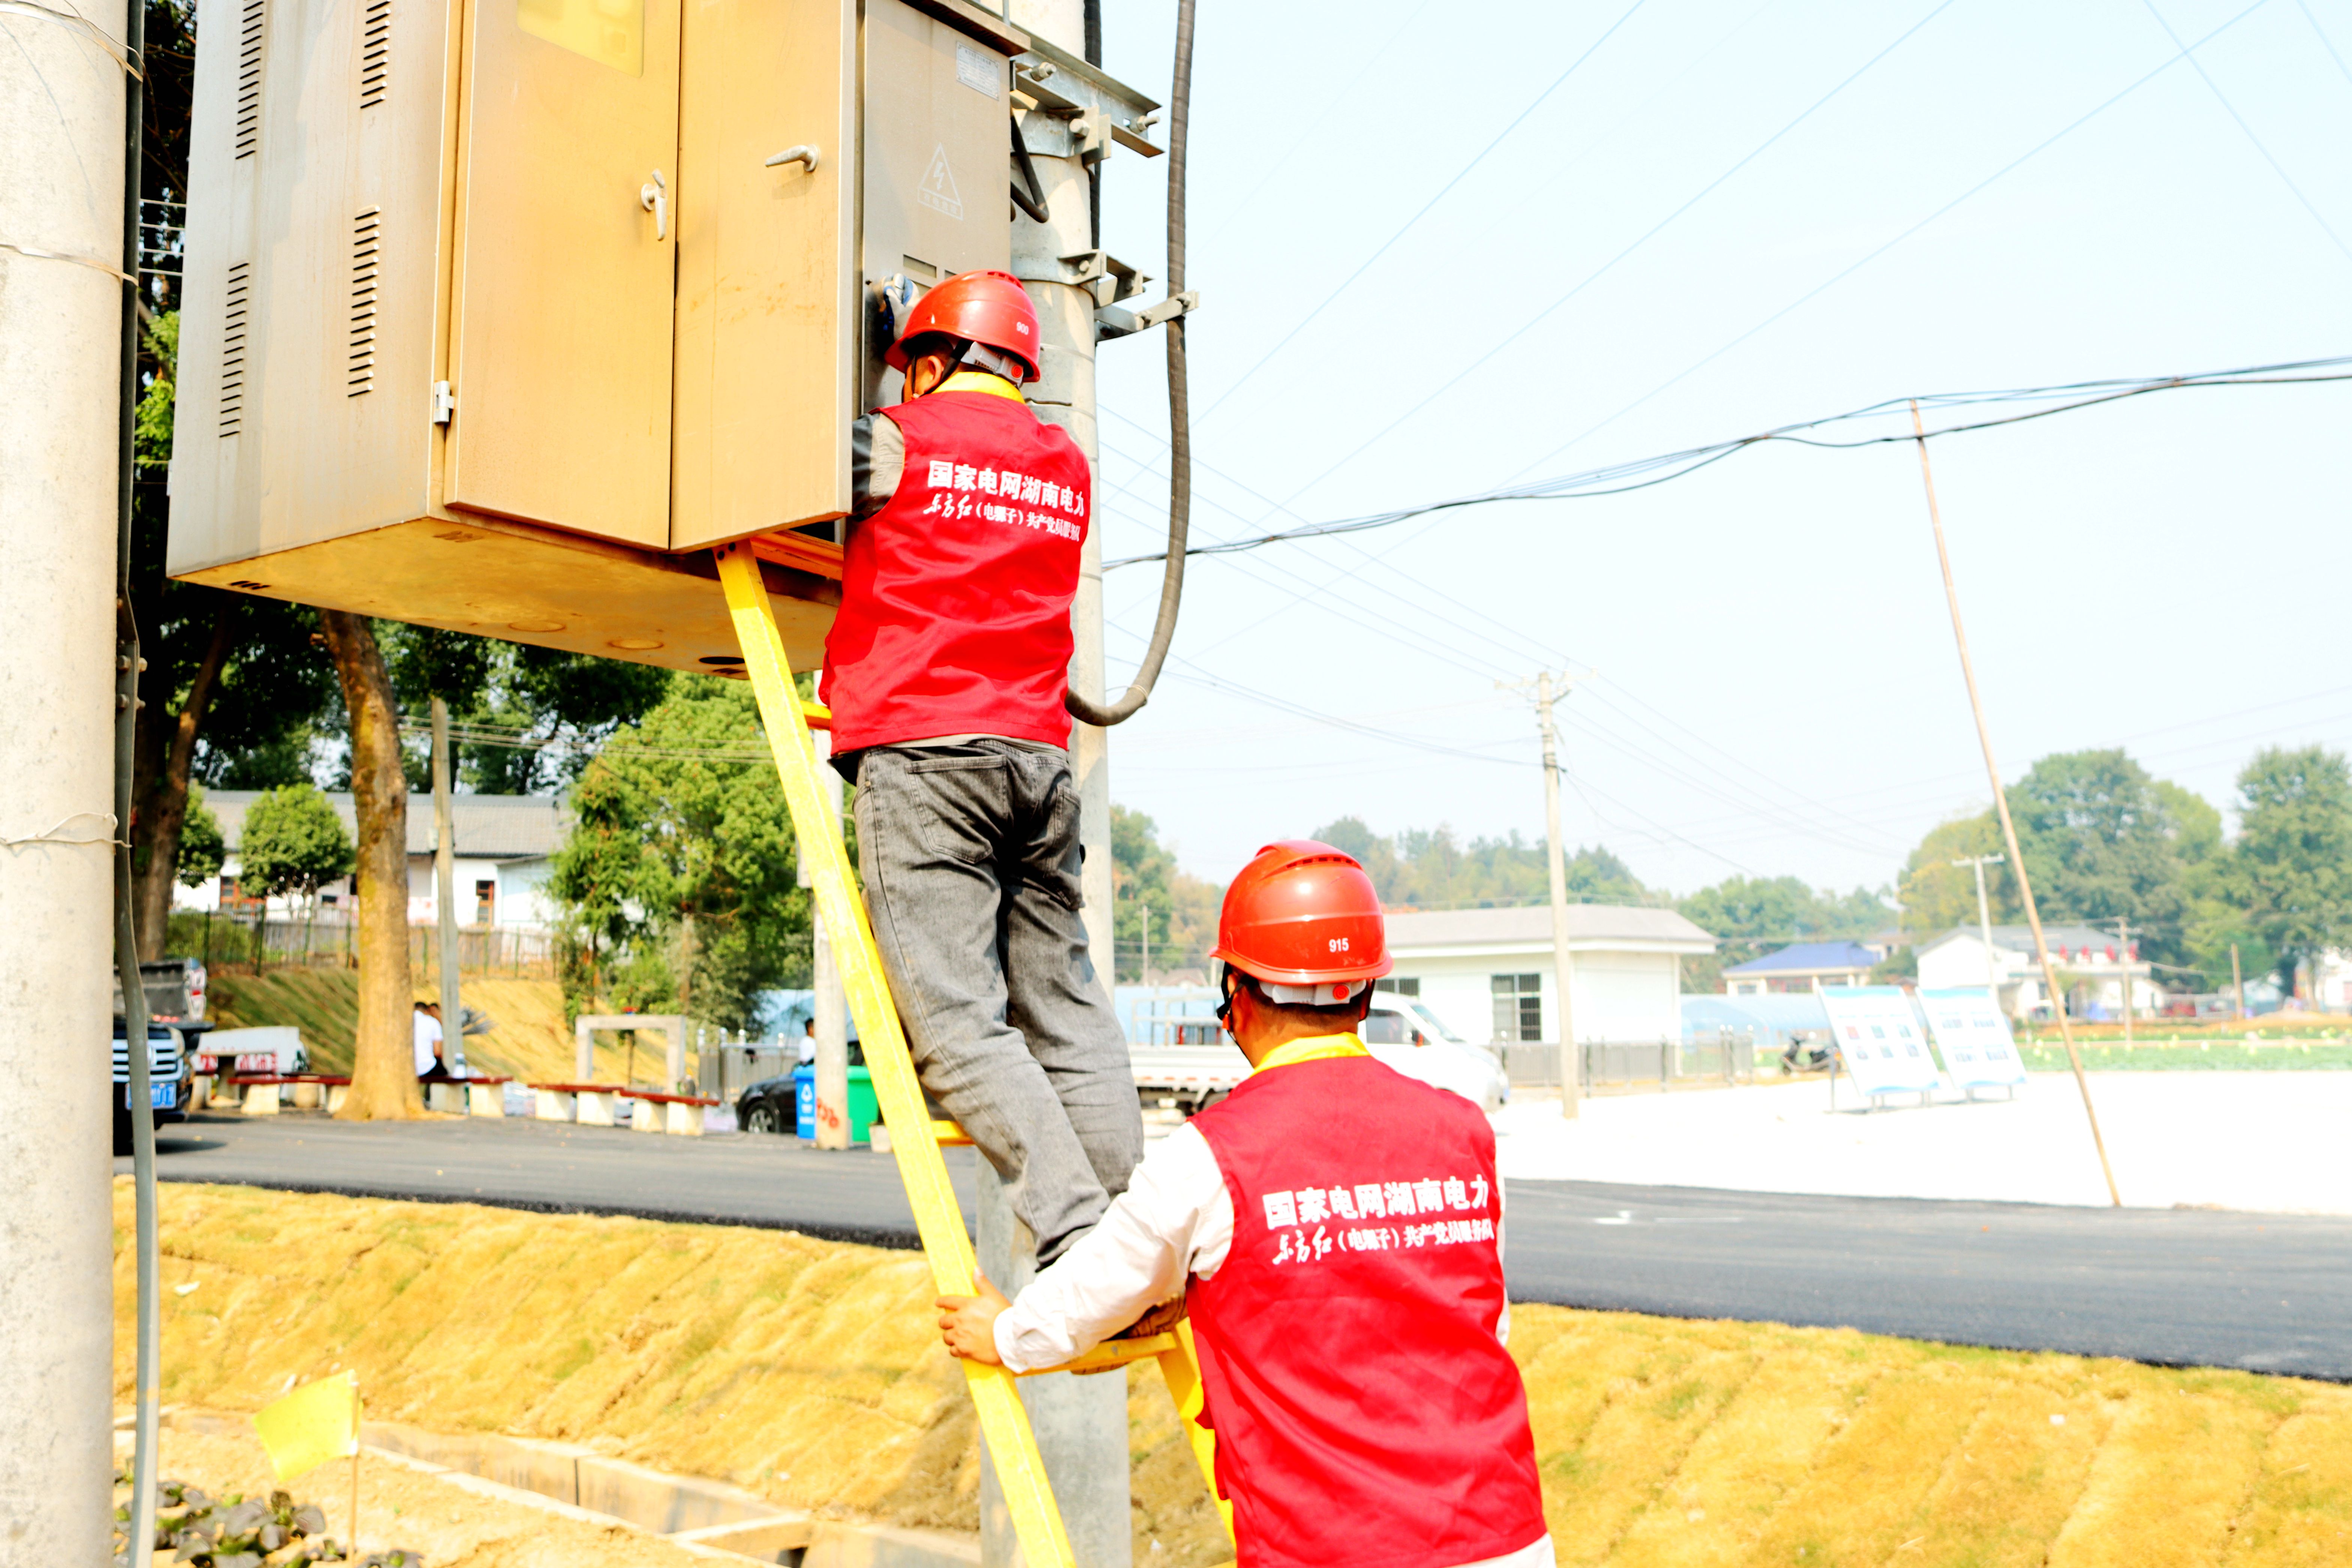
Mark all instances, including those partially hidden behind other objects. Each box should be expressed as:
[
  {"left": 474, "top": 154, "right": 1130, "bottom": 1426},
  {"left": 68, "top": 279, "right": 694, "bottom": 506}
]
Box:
[
  {"left": 936, "top": 840, "right": 1552, "bottom": 1568},
  {"left": 413, "top": 1001, "right": 447, "bottom": 1080},
  {"left": 799, "top": 1018, "right": 818, "bottom": 1068}
]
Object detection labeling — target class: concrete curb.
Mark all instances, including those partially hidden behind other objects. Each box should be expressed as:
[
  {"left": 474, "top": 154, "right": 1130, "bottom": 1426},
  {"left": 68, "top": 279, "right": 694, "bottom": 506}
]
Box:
[{"left": 157, "top": 1409, "right": 981, "bottom": 1567}]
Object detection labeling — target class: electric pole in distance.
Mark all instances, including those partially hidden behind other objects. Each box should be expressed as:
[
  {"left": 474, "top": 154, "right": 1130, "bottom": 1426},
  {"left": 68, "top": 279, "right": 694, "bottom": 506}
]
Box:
[
  {"left": 2115, "top": 918, "right": 2133, "bottom": 1047},
  {"left": 1503, "top": 671, "right": 1580, "bottom": 1119},
  {"left": 1949, "top": 853, "right": 2004, "bottom": 997}
]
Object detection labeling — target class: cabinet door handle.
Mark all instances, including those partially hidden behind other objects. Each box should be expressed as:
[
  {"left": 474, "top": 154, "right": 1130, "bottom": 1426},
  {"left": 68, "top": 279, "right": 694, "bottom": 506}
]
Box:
[
  {"left": 639, "top": 169, "right": 668, "bottom": 240},
  {"left": 764, "top": 144, "right": 820, "bottom": 175}
]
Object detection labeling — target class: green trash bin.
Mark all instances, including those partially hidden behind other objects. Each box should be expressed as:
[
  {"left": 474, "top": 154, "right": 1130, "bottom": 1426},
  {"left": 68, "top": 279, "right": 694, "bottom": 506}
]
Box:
[{"left": 846, "top": 1066, "right": 879, "bottom": 1144}]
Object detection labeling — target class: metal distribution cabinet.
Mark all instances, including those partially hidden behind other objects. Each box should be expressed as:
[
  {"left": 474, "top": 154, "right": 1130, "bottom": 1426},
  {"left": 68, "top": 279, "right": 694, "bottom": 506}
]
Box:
[{"left": 168, "top": 0, "right": 1023, "bottom": 672}]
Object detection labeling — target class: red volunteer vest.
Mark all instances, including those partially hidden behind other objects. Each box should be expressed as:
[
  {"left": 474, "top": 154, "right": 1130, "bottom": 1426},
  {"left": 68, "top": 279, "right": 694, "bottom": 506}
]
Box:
[
  {"left": 1188, "top": 1053, "right": 1548, "bottom": 1568},
  {"left": 821, "top": 390, "right": 1091, "bottom": 752}
]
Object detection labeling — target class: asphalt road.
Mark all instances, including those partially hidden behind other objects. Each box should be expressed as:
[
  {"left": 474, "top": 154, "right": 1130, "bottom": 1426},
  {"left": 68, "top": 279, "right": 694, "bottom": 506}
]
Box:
[{"left": 131, "top": 1112, "right": 2352, "bottom": 1381}]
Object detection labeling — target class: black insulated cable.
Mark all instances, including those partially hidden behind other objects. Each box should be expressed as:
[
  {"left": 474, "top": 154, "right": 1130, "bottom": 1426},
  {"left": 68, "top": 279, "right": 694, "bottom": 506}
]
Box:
[
  {"left": 1010, "top": 113, "right": 1052, "bottom": 225},
  {"left": 1067, "top": 0, "right": 1194, "bottom": 728}
]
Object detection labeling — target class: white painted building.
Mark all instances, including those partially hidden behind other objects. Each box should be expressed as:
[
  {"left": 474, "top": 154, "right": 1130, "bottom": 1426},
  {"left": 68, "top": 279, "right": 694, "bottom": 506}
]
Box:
[
  {"left": 1915, "top": 923, "right": 2165, "bottom": 1019},
  {"left": 177, "top": 791, "right": 566, "bottom": 932},
  {"left": 1381, "top": 905, "right": 1718, "bottom": 1047}
]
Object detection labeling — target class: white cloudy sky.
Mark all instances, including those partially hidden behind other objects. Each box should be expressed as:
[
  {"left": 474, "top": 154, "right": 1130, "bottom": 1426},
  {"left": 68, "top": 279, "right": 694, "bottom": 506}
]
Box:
[{"left": 1081, "top": 0, "right": 2352, "bottom": 895}]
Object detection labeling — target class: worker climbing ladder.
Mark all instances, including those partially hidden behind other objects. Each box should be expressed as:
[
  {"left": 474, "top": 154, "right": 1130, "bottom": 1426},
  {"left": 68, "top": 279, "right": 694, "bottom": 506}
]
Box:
[{"left": 716, "top": 544, "right": 1229, "bottom": 1565}]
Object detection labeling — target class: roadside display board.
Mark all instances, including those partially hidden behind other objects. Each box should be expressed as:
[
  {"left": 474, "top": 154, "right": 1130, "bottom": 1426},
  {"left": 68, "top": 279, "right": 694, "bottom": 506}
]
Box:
[
  {"left": 1819, "top": 986, "right": 1945, "bottom": 1097},
  {"left": 1919, "top": 987, "right": 2028, "bottom": 1089}
]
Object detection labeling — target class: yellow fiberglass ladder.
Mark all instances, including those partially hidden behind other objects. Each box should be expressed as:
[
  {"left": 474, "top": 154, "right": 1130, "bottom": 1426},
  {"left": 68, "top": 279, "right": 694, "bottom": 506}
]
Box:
[{"left": 716, "top": 544, "right": 1230, "bottom": 1566}]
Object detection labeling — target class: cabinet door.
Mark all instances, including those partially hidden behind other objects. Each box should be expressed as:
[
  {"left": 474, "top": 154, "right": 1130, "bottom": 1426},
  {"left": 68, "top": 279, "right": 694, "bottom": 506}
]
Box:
[
  {"left": 861, "top": 0, "right": 1013, "bottom": 410},
  {"left": 447, "top": 0, "right": 680, "bottom": 545},
  {"left": 669, "top": 0, "right": 856, "bottom": 550}
]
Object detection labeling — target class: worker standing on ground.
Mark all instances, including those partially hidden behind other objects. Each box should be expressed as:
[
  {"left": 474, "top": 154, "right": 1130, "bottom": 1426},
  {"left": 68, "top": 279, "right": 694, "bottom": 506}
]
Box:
[
  {"left": 823, "top": 271, "right": 1140, "bottom": 1264},
  {"left": 937, "top": 841, "right": 1553, "bottom": 1567}
]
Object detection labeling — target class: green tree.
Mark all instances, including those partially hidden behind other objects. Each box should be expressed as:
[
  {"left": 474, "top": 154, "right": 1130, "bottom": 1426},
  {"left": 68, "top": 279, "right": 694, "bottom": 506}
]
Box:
[
  {"left": 177, "top": 786, "right": 225, "bottom": 889},
  {"left": 1308, "top": 817, "right": 1646, "bottom": 909},
  {"left": 373, "top": 625, "right": 672, "bottom": 795},
  {"left": 2223, "top": 746, "right": 2352, "bottom": 991},
  {"left": 1895, "top": 810, "right": 2017, "bottom": 940},
  {"left": 1675, "top": 875, "right": 1891, "bottom": 962},
  {"left": 2008, "top": 749, "right": 2193, "bottom": 963},
  {"left": 1111, "top": 806, "right": 1220, "bottom": 982},
  {"left": 238, "top": 784, "right": 355, "bottom": 914},
  {"left": 548, "top": 680, "right": 809, "bottom": 1032}
]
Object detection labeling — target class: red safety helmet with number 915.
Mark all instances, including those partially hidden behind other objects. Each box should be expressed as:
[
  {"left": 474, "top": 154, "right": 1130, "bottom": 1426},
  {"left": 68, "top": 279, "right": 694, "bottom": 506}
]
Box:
[
  {"left": 1212, "top": 840, "right": 1393, "bottom": 998},
  {"left": 885, "top": 269, "right": 1043, "bottom": 383}
]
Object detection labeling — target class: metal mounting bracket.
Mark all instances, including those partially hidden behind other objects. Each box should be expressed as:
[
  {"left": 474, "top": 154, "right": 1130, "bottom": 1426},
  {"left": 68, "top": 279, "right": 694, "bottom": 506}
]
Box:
[
  {"left": 1096, "top": 290, "right": 1199, "bottom": 341},
  {"left": 1009, "top": 36, "right": 1162, "bottom": 158}
]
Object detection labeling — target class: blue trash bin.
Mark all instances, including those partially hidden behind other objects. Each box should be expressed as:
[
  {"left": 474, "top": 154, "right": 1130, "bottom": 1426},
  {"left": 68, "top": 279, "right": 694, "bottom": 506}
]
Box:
[{"left": 793, "top": 1064, "right": 816, "bottom": 1140}]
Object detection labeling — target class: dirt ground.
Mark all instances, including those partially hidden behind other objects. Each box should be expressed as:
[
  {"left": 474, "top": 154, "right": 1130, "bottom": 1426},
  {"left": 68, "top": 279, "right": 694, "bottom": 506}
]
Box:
[
  {"left": 120, "top": 1182, "right": 2352, "bottom": 1568},
  {"left": 130, "top": 1423, "right": 716, "bottom": 1567}
]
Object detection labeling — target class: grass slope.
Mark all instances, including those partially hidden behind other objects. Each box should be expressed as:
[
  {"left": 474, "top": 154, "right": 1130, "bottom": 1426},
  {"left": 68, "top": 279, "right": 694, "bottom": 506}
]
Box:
[
  {"left": 206, "top": 973, "right": 627, "bottom": 1084},
  {"left": 119, "top": 1183, "right": 2352, "bottom": 1568}
]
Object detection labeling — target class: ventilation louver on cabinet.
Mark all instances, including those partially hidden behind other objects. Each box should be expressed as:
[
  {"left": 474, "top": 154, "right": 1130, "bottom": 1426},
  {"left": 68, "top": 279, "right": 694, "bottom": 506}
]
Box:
[
  {"left": 234, "top": 0, "right": 265, "bottom": 157},
  {"left": 219, "top": 261, "right": 251, "bottom": 434},
  {"left": 348, "top": 209, "right": 380, "bottom": 396},
  {"left": 359, "top": 0, "right": 390, "bottom": 109}
]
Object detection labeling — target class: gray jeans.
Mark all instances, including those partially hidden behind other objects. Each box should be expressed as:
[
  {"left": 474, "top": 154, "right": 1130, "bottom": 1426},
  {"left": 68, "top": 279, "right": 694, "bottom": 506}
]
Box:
[{"left": 852, "top": 741, "right": 1141, "bottom": 1263}]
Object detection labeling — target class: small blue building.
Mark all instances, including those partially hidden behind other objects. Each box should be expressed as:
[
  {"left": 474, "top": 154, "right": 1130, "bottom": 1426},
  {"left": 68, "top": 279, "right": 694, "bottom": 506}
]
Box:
[{"left": 1722, "top": 940, "right": 1879, "bottom": 996}]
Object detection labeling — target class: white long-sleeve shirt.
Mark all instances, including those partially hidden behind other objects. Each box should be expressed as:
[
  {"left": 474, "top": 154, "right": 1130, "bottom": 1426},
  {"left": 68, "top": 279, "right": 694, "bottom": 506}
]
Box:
[{"left": 992, "top": 1055, "right": 1543, "bottom": 1568}]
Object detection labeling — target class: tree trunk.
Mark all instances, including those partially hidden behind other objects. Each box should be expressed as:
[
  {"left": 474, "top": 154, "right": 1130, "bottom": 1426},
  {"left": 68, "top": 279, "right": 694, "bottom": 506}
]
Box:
[
  {"left": 131, "top": 603, "right": 235, "bottom": 957},
  {"left": 320, "top": 611, "right": 419, "bottom": 1119}
]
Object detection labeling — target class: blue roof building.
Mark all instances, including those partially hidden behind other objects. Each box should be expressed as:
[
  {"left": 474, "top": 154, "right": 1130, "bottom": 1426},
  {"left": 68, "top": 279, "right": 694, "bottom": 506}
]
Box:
[{"left": 1722, "top": 940, "right": 1880, "bottom": 995}]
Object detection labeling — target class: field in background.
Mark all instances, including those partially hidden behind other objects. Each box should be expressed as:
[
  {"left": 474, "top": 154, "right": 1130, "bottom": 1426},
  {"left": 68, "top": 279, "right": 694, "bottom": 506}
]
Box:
[
  {"left": 120, "top": 1182, "right": 2352, "bottom": 1568},
  {"left": 2020, "top": 1041, "right": 2352, "bottom": 1071},
  {"left": 205, "top": 973, "right": 636, "bottom": 1084}
]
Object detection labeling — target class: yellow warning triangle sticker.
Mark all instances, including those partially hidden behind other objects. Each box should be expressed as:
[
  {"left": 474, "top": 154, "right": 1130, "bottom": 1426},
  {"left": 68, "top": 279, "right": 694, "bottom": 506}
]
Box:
[{"left": 918, "top": 144, "right": 964, "bottom": 220}]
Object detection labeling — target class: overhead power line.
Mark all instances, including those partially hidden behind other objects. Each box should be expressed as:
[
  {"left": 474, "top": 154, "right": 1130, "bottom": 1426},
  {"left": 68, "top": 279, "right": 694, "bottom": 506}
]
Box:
[
  {"left": 1194, "top": 0, "right": 1650, "bottom": 423},
  {"left": 1105, "top": 353, "right": 2352, "bottom": 568},
  {"left": 2141, "top": 0, "right": 2352, "bottom": 268}
]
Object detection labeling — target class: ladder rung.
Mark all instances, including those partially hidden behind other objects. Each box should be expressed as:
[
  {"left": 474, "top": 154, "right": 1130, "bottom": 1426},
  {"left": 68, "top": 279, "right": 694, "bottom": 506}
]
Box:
[
  {"left": 714, "top": 540, "right": 1226, "bottom": 1559},
  {"left": 1023, "top": 1331, "right": 1183, "bottom": 1378}
]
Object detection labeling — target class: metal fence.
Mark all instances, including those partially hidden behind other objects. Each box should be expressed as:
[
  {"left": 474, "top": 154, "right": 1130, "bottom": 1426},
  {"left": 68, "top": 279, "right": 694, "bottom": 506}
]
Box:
[
  {"left": 169, "top": 909, "right": 555, "bottom": 976},
  {"left": 705, "top": 1044, "right": 799, "bottom": 1101},
  {"left": 1505, "top": 1028, "right": 1757, "bottom": 1091}
]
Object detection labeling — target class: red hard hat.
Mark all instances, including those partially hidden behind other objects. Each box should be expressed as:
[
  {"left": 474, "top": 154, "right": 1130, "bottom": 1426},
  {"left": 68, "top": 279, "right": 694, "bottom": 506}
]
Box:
[
  {"left": 1212, "top": 840, "right": 1393, "bottom": 993},
  {"left": 885, "top": 269, "right": 1043, "bottom": 383}
]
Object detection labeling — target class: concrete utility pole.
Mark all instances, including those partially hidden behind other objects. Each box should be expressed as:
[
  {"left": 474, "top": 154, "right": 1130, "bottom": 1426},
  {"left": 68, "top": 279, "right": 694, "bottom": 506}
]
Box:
[
  {"left": 1909, "top": 401, "right": 2120, "bottom": 1207},
  {"left": 1951, "top": 853, "right": 2004, "bottom": 994},
  {"left": 1503, "top": 672, "right": 1581, "bottom": 1117},
  {"left": 799, "top": 731, "right": 849, "bottom": 1151},
  {"left": 2232, "top": 942, "right": 2246, "bottom": 1022},
  {"left": 0, "top": 0, "right": 130, "bottom": 1550},
  {"left": 2115, "top": 918, "right": 2132, "bottom": 1046},
  {"left": 432, "top": 698, "right": 464, "bottom": 1074},
  {"left": 985, "top": 3, "right": 1129, "bottom": 1561}
]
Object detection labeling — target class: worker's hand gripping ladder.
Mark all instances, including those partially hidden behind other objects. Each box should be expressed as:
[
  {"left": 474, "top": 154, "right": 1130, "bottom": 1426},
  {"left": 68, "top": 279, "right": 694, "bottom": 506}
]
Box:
[{"left": 716, "top": 545, "right": 1231, "bottom": 1563}]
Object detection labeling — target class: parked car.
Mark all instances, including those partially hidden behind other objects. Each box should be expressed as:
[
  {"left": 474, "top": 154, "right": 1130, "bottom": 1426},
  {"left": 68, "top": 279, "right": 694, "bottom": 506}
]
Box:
[
  {"left": 737, "top": 1075, "right": 796, "bottom": 1135},
  {"left": 737, "top": 1040, "right": 864, "bottom": 1135}
]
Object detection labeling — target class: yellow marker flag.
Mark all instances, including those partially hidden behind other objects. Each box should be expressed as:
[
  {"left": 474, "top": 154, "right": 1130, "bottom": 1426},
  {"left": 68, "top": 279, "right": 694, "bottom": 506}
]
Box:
[{"left": 253, "top": 1372, "right": 361, "bottom": 1481}]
